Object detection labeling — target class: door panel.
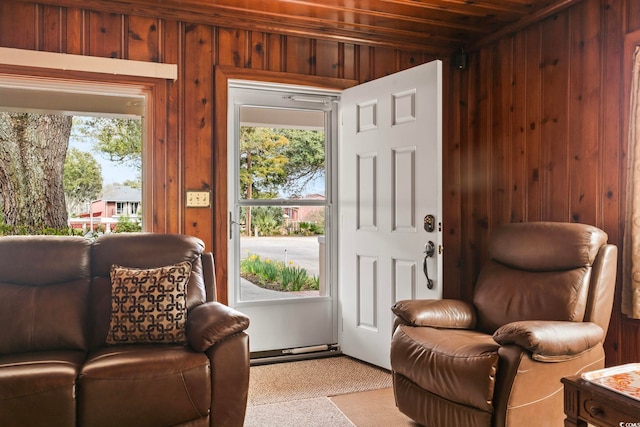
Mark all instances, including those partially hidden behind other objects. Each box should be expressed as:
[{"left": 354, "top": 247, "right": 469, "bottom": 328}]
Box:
[
  {"left": 339, "top": 60, "right": 443, "bottom": 369},
  {"left": 237, "top": 299, "right": 335, "bottom": 352},
  {"left": 357, "top": 152, "right": 377, "bottom": 229}
]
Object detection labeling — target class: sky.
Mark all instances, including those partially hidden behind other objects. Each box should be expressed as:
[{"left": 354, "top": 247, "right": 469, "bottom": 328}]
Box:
[{"left": 68, "top": 117, "right": 139, "bottom": 186}]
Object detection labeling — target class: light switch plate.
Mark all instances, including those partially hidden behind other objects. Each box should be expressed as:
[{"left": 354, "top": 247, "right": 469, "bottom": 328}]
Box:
[{"left": 185, "top": 190, "right": 211, "bottom": 208}]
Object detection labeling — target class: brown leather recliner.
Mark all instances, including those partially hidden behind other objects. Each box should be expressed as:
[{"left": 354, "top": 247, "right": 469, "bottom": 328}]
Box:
[{"left": 390, "top": 222, "right": 617, "bottom": 427}]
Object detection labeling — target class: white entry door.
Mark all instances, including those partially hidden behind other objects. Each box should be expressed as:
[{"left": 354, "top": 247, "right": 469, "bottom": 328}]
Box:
[{"left": 338, "top": 60, "right": 443, "bottom": 369}]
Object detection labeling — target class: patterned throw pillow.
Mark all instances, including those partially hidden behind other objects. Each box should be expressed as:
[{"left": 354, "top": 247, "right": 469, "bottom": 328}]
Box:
[{"left": 106, "top": 261, "right": 192, "bottom": 345}]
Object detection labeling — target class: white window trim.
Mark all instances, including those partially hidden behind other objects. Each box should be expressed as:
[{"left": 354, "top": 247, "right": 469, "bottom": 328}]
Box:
[{"left": 0, "top": 47, "right": 177, "bottom": 81}]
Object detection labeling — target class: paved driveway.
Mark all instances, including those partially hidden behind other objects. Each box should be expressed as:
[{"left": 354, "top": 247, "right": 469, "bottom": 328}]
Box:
[
  {"left": 239, "top": 235, "right": 324, "bottom": 301},
  {"left": 240, "top": 235, "right": 322, "bottom": 276}
]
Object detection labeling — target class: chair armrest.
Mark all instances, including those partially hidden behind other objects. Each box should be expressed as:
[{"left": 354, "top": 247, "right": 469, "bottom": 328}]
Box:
[
  {"left": 391, "top": 299, "right": 477, "bottom": 329},
  {"left": 493, "top": 321, "right": 604, "bottom": 362},
  {"left": 186, "top": 302, "right": 250, "bottom": 352}
]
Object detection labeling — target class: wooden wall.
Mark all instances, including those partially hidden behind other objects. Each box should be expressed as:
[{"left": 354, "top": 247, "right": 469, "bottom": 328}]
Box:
[
  {"left": 0, "top": 0, "right": 639, "bottom": 364},
  {"left": 453, "top": 0, "right": 640, "bottom": 364}
]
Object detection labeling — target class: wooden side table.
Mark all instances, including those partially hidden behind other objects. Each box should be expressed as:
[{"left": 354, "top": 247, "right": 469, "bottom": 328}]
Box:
[{"left": 562, "top": 375, "right": 640, "bottom": 427}]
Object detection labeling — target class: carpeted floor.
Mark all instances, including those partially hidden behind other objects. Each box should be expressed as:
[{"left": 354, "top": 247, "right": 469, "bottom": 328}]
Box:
[
  {"left": 248, "top": 356, "right": 392, "bottom": 406},
  {"left": 245, "top": 355, "right": 416, "bottom": 426}
]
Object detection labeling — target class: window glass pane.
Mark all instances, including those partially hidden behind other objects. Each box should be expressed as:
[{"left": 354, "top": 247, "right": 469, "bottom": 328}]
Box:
[
  {"left": 68, "top": 116, "right": 142, "bottom": 235},
  {"left": 239, "top": 214, "right": 327, "bottom": 302},
  {"left": 0, "top": 111, "right": 142, "bottom": 235},
  {"left": 239, "top": 106, "right": 325, "bottom": 200},
  {"left": 236, "top": 104, "right": 329, "bottom": 302}
]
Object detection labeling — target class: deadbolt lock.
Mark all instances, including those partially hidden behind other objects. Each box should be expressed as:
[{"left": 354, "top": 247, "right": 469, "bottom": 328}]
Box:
[{"left": 424, "top": 215, "right": 436, "bottom": 232}]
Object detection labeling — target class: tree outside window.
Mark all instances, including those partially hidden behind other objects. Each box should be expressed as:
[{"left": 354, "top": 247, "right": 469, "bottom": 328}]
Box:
[{"left": 0, "top": 112, "right": 142, "bottom": 236}]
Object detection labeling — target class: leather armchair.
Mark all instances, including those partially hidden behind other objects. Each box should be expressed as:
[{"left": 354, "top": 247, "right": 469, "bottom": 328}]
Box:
[{"left": 390, "top": 222, "right": 617, "bottom": 427}]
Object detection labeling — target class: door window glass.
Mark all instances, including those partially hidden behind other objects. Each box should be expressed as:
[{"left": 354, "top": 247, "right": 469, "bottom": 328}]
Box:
[{"left": 236, "top": 106, "right": 330, "bottom": 302}]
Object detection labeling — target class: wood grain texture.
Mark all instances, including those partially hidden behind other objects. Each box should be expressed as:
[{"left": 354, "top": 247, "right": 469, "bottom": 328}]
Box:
[
  {"left": 126, "top": 15, "right": 160, "bottom": 62},
  {"left": 456, "top": 0, "right": 630, "bottom": 363},
  {"left": 16, "top": 0, "right": 589, "bottom": 54},
  {"left": 0, "top": 3, "right": 37, "bottom": 50},
  {"left": 183, "top": 23, "right": 214, "bottom": 251}
]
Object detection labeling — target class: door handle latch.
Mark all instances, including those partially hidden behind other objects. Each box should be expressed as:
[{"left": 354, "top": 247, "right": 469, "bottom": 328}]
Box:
[{"left": 423, "top": 241, "right": 435, "bottom": 289}]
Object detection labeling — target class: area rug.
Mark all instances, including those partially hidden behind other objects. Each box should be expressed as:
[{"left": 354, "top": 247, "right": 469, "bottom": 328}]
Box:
[
  {"left": 248, "top": 356, "right": 393, "bottom": 406},
  {"left": 330, "top": 387, "right": 417, "bottom": 427},
  {"left": 244, "top": 397, "right": 355, "bottom": 427}
]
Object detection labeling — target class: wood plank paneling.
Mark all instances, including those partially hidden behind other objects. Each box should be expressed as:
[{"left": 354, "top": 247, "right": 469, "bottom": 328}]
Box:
[
  {"left": 524, "top": 25, "right": 543, "bottom": 222},
  {"left": 285, "top": 36, "right": 312, "bottom": 74},
  {"left": 183, "top": 24, "right": 214, "bottom": 251},
  {"left": 64, "top": 8, "right": 84, "bottom": 54},
  {"left": 510, "top": 30, "right": 527, "bottom": 224},
  {"left": 442, "top": 58, "right": 463, "bottom": 300},
  {"left": 491, "top": 38, "right": 512, "bottom": 225},
  {"left": 372, "top": 46, "right": 397, "bottom": 79},
  {"left": 358, "top": 46, "right": 373, "bottom": 82},
  {"left": 217, "top": 27, "right": 246, "bottom": 68},
  {"left": 41, "top": 5, "right": 63, "bottom": 52},
  {"left": 126, "top": 15, "right": 160, "bottom": 62},
  {"left": 628, "top": 0, "right": 640, "bottom": 33},
  {"left": 266, "top": 33, "right": 284, "bottom": 72},
  {"left": 86, "top": 10, "right": 122, "bottom": 58},
  {"left": 456, "top": 0, "right": 632, "bottom": 363},
  {"left": 601, "top": 0, "right": 625, "bottom": 366},
  {"left": 398, "top": 51, "right": 427, "bottom": 72},
  {"left": 248, "top": 31, "right": 266, "bottom": 70},
  {"left": 19, "top": 0, "right": 586, "bottom": 55},
  {"left": 0, "top": 3, "right": 37, "bottom": 49},
  {"left": 541, "top": 12, "right": 570, "bottom": 222},
  {"left": 315, "top": 39, "right": 340, "bottom": 78},
  {"left": 568, "top": 0, "right": 601, "bottom": 226},
  {"left": 471, "top": 45, "right": 491, "bottom": 274},
  {"left": 152, "top": 19, "right": 182, "bottom": 234},
  {"left": 343, "top": 44, "right": 356, "bottom": 81}
]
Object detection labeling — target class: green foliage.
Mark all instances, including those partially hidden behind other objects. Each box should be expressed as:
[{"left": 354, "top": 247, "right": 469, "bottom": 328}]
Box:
[
  {"left": 280, "top": 265, "right": 309, "bottom": 291},
  {"left": 73, "top": 117, "right": 142, "bottom": 170},
  {"left": 64, "top": 148, "right": 103, "bottom": 213},
  {"left": 308, "top": 276, "right": 320, "bottom": 290},
  {"left": 240, "top": 253, "right": 318, "bottom": 292},
  {"left": 115, "top": 215, "right": 142, "bottom": 233},
  {"left": 0, "top": 223, "right": 84, "bottom": 236},
  {"left": 240, "top": 126, "right": 326, "bottom": 199},
  {"left": 0, "top": 114, "right": 142, "bottom": 234},
  {"left": 276, "top": 128, "right": 325, "bottom": 196},
  {"left": 241, "top": 254, "right": 280, "bottom": 285},
  {"left": 122, "top": 179, "right": 141, "bottom": 189},
  {"left": 239, "top": 127, "right": 289, "bottom": 199},
  {"left": 297, "top": 221, "right": 324, "bottom": 235},
  {"left": 251, "top": 206, "right": 283, "bottom": 236}
]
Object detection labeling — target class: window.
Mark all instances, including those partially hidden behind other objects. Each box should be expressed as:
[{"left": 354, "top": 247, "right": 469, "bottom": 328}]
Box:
[
  {"left": 0, "top": 74, "right": 145, "bottom": 235},
  {"left": 116, "top": 202, "right": 140, "bottom": 216}
]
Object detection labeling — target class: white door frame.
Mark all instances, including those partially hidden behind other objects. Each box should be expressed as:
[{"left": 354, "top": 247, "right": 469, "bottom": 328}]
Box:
[
  {"left": 227, "top": 81, "right": 341, "bottom": 354},
  {"left": 225, "top": 62, "right": 442, "bottom": 364}
]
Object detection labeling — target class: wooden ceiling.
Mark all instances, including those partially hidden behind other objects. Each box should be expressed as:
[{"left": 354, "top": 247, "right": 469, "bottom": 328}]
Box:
[{"left": 33, "top": 0, "right": 584, "bottom": 55}]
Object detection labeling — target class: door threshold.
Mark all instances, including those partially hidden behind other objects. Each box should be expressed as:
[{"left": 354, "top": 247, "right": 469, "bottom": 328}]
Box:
[{"left": 250, "top": 344, "right": 341, "bottom": 366}]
